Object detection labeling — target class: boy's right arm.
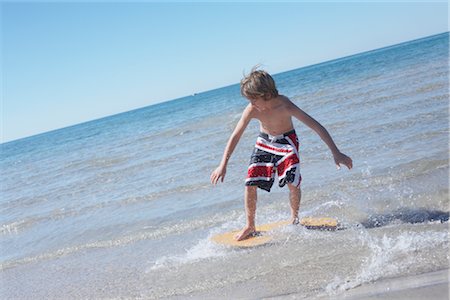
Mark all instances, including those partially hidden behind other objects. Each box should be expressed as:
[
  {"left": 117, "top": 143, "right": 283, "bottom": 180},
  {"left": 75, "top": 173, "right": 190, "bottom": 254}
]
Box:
[{"left": 211, "top": 104, "right": 253, "bottom": 185}]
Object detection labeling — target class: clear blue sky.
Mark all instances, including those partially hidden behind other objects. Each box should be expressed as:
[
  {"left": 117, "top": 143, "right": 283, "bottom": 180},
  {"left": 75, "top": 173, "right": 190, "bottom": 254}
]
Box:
[{"left": 2, "top": 1, "right": 448, "bottom": 143}]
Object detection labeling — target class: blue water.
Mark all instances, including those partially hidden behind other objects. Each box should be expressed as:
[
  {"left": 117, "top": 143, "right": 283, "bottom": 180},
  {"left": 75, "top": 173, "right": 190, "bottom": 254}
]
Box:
[{"left": 1, "top": 33, "right": 449, "bottom": 299}]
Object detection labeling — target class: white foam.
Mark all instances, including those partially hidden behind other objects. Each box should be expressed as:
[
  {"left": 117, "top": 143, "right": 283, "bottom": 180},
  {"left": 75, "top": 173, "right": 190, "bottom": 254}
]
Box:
[
  {"left": 147, "top": 217, "right": 255, "bottom": 272},
  {"left": 147, "top": 235, "right": 229, "bottom": 272},
  {"left": 325, "top": 229, "right": 448, "bottom": 294},
  {"left": 1, "top": 220, "right": 27, "bottom": 235},
  {"left": 308, "top": 200, "right": 346, "bottom": 213}
]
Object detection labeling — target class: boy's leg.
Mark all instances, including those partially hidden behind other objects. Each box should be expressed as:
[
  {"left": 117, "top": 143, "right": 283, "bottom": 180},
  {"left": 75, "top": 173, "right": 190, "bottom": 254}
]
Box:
[
  {"left": 235, "top": 185, "right": 258, "bottom": 241},
  {"left": 288, "top": 184, "right": 301, "bottom": 224}
]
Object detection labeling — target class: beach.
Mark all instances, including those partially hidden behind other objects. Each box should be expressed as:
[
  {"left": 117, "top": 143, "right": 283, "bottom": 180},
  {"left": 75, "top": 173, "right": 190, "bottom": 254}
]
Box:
[
  {"left": 185, "top": 269, "right": 449, "bottom": 299},
  {"left": 1, "top": 33, "right": 449, "bottom": 299},
  {"left": 320, "top": 269, "right": 449, "bottom": 300}
]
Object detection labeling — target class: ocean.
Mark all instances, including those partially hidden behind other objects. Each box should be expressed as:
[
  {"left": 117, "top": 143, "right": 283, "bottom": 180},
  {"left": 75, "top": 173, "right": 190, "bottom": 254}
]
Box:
[{"left": 1, "top": 32, "right": 449, "bottom": 299}]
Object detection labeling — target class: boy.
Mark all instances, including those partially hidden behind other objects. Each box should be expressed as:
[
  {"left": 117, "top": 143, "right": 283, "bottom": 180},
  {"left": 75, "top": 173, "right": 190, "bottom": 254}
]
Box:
[{"left": 210, "top": 67, "right": 353, "bottom": 241}]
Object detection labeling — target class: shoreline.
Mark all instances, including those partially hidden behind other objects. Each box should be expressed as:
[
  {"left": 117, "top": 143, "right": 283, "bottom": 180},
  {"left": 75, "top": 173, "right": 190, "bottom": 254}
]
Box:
[
  {"left": 265, "top": 269, "right": 449, "bottom": 300},
  {"left": 326, "top": 269, "right": 449, "bottom": 300}
]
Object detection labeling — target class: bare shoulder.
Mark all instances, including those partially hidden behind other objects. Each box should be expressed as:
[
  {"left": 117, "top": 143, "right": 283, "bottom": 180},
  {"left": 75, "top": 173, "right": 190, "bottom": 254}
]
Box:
[
  {"left": 280, "top": 96, "right": 310, "bottom": 120},
  {"left": 242, "top": 103, "right": 257, "bottom": 119},
  {"left": 279, "top": 95, "right": 297, "bottom": 111}
]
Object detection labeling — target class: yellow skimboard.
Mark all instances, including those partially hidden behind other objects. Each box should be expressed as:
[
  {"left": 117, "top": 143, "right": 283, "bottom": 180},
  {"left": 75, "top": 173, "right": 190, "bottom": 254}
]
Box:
[
  {"left": 211, "top": 217, "right": 338, "bottom": 248},
  {"left": 300, "top": 217, "right": 338, "bottom": 230}
]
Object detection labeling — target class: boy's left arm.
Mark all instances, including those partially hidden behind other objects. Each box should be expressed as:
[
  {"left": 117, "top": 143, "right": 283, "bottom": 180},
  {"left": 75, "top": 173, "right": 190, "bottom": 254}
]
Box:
[{"left": 288, "top": 100, "right": 353, "bottom": 170}]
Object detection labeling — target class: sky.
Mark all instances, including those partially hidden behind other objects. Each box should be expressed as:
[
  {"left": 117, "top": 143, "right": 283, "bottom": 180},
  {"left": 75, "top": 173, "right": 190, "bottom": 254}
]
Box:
[{"left": 1, "top": 1, "right": 448, "bottom": 143}]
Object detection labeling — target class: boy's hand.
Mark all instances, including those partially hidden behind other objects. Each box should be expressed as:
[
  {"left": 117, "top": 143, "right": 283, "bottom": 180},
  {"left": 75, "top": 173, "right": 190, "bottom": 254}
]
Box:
[
  {"left": 211, "top": 165, "right": 227, "bottom": 185},
  {"left": 333, "top": 152, "right": 353, "bottom": 170}
]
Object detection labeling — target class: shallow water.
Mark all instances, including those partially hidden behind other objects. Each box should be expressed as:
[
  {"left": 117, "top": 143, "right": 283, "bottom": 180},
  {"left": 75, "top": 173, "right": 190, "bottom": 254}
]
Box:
[{"left": 1, "top": 33, "right": 449, "bottom": 299}]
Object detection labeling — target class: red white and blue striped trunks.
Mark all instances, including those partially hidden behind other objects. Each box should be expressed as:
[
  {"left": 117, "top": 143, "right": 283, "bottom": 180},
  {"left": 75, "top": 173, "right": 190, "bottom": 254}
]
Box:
[{"left": 245, "top": 129, "right": 302, "bottom": 192}]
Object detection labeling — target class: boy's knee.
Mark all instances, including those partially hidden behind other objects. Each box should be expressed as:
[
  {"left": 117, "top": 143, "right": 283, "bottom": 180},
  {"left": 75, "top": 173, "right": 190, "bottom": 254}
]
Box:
[{"left": 287, "top": 183, "right": 301, "bottom": 192}]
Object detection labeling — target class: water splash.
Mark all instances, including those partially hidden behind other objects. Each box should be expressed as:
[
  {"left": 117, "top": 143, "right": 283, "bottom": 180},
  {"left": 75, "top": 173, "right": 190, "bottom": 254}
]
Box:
[{"left": 325, "top": 229, "right": 448, "bottom": 294}]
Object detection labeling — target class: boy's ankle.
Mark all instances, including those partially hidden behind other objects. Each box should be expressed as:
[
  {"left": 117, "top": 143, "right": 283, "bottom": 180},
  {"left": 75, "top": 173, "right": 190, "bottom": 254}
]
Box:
[{"left": 245, "top": 223, "right": 256, "bottom": 230}]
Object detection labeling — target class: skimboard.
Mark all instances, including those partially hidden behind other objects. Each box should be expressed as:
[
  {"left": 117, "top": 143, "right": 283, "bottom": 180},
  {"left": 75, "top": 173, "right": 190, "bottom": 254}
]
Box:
[
  {"left": 300, "top": 217, "right": 338, "bottom": 230},
  {"left": 211, "top": 217, "right": 338, "bottom": 248}
]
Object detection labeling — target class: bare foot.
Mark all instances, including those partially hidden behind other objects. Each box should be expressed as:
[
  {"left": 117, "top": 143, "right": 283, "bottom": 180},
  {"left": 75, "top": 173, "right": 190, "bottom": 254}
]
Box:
[
  {"left": 290, "top": 217, "right": 299, "bottom": 225},
  {"left": 234, "top": 225, "right": 256, "bottom": 241}
]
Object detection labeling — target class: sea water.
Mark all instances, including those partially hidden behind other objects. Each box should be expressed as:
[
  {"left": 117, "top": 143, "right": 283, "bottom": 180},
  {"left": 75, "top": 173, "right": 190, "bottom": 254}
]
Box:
[{"left": 1, "top": 33, "right": 449, "bottom": 299}]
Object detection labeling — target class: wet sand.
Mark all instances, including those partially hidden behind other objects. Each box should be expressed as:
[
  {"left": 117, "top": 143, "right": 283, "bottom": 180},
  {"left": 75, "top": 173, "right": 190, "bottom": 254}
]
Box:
[
  {"left": 329, "top": 269, "right": 449, "bottom": 300},
  {"left": 265, "top": 269, "right": 449, "bottom": 300},
  {"left": 182, "top": 269, "right": 448, "bottom": 299}
]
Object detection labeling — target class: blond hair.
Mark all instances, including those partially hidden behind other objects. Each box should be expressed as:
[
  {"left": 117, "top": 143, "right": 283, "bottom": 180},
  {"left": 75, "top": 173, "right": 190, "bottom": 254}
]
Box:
[{"left": 240, "top": 67, "right": 279, "bottom": 100}]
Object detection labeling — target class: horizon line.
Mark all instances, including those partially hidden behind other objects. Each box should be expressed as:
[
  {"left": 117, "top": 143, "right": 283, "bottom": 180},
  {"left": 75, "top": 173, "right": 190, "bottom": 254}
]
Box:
[{"left": 3, "top": 31, "right": 448, "bottom": 145}]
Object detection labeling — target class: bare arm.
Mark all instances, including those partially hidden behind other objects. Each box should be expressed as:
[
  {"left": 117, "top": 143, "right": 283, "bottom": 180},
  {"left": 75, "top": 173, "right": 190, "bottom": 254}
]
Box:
[
  {"left": 211, "top": 104, "right": 253, "bottom": 184},
  {"left": 288, "top": 100, "right": 353, "bottom": 169}
]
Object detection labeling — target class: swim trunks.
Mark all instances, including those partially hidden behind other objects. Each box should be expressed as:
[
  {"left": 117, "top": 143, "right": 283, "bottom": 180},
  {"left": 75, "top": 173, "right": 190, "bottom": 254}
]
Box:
[{"left": 245, "top": 129, "right": 302, "bottom": 192}]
